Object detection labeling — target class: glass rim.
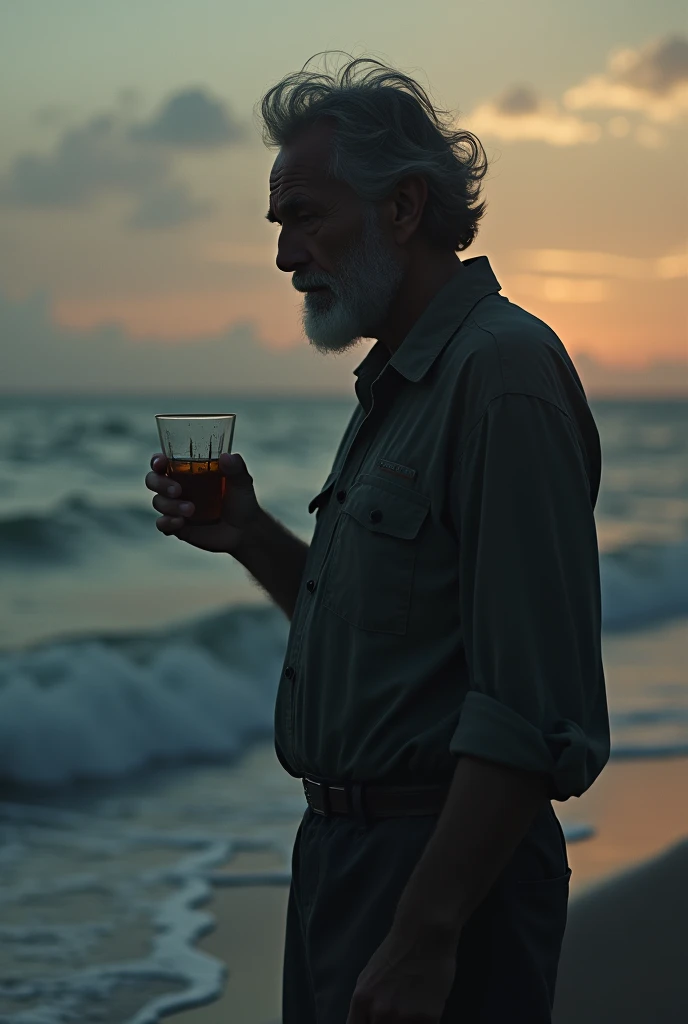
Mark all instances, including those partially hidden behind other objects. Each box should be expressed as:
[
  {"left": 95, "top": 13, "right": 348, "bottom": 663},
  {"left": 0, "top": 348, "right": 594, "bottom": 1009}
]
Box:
[{"left": 155, "top": 413, "right": 236, "bottom": 420}]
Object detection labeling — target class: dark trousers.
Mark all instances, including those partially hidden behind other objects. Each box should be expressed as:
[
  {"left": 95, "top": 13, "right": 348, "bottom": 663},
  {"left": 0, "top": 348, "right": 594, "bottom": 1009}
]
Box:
[{"left": 283, "top": 800, "right": 570, "bottom": 1023}]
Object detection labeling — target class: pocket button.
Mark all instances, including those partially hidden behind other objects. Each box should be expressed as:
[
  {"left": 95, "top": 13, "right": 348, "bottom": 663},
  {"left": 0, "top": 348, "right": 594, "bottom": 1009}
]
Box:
[
  {"left": 336, "top": 490, "right": 347, "bottom": 503},
  {"left": 369, "top": 508, "right": 383, "bottom": 523}
]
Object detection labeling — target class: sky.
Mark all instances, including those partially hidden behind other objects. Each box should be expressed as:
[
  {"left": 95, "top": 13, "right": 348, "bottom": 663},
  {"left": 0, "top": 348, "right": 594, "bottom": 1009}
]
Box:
[{"left": 1, "top": 0, "right": 687, "bottom": 394}]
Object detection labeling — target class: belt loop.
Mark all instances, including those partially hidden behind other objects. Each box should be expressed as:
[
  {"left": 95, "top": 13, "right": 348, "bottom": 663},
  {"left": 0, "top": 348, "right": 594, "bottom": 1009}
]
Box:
[
  {"left": 321, "top": 781, "right": 331, "bottom": 817},
  {"left": 349, "top": 782, "right": 369, "bottom": 826}
]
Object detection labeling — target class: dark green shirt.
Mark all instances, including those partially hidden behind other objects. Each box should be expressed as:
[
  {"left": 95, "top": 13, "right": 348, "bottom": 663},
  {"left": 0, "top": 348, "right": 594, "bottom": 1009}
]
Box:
[{"left": 273, "top": 255, "right": 610, "bottom": 801}]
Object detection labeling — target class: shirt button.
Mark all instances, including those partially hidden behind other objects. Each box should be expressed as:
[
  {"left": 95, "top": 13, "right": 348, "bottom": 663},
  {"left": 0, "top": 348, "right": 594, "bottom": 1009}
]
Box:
[
  {"left": 336, "top": 489, "right": 347, "bottom": 503},
  {"left": 369, "top": 508, "right": 383, "bottom": 523},
  {"left": 306, "top": 579, "right": 316, "bottom": 593},
  {"left": 285, "top": 665, "right": 295, "bottom": 680}
]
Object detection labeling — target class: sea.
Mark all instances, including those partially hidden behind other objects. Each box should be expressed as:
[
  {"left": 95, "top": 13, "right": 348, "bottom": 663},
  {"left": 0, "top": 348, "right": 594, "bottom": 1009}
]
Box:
[{"left": 0, "top": 391, "right": 686, "bottom": 1023}]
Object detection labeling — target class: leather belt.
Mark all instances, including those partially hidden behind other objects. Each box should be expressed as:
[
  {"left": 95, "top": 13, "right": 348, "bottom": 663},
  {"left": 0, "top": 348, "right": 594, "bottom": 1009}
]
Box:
[{"left": 302, "top": 777, "right": 450, "bottom": 819}]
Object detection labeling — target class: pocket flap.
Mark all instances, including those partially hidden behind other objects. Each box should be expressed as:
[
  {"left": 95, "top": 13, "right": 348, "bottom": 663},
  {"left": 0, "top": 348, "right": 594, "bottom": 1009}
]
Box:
[
  {"left": 308, "top": 470, "right": 339, "bottom": 514},
  {"left": 344, "top": 478, "right": 430, "bottom": 540}
]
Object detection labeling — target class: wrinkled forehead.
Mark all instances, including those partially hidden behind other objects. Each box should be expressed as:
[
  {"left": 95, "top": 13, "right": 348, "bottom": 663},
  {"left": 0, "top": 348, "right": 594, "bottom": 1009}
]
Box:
[{"left": 268, "top": 119, "right": 336, "bottom": 196}]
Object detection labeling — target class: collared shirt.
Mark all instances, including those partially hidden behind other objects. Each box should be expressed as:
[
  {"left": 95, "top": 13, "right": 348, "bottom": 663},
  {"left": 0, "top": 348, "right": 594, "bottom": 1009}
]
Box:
[{"left": 273, "top": 254, "right": 610, "bottom": 801}]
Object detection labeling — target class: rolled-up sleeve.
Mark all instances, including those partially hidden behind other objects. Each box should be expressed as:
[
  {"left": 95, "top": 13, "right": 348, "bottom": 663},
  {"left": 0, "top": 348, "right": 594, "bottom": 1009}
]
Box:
[{"left": 449, "top": 392, "right": 610, "bottom": 800}]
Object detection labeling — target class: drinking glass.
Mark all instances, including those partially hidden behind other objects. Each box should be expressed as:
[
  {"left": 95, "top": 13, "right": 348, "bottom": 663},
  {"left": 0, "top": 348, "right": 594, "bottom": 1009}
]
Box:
[{"left": 155, "top": 414, "right": 236, "bottom": 524}]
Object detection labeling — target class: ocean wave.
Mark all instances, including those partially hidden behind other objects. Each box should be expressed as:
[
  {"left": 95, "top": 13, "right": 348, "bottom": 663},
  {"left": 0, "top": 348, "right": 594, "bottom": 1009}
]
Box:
[
  {"left": 3, "top": 412, "right": 142, "bottom": 464},
  {"left": 0, "top": 804, "right": 291, "bottom": 1024},
  {"left": 2, "top": 492, "right": 687, "bottom": 633},
  {"left": 0, "top": 595, "right": 686, "bottom": 788},
  {"left": 0, "top": 494, "right": 153, "bottom": 563},
  {"left": 0, "top": 606, "right": 289, "bottom": 787},
  {"left": 600, "top": 537, "right": 688, "bottom": 632}
]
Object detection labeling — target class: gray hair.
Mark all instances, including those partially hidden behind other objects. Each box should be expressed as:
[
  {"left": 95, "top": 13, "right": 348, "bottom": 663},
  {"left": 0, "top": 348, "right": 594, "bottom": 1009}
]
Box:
[{"left": 256, "top": 52, "right": 489, "bottom": 252}]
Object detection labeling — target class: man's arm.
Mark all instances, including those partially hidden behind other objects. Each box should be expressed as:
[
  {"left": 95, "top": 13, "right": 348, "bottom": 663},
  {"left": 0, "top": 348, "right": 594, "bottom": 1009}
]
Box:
[
  {"left": 392, "top": 754, "right": 549, "bottom": 944},
  {"left": 233, "top": 507, "right": 310, "bottom": 620},
  {"left": 391, "top": 394, "right": 604, "bottom": 940}
]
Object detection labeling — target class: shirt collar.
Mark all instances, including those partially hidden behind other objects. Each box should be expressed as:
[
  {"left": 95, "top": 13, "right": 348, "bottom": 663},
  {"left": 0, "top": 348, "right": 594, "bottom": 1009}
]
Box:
[{"left": 353, "top": 254, "right": 502, "bottom": 385}]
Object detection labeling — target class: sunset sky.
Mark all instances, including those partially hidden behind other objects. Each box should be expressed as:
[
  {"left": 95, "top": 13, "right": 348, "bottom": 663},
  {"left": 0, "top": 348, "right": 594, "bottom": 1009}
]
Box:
[{"left": 1, "top": 0, "right": 686, "bottom": 394}]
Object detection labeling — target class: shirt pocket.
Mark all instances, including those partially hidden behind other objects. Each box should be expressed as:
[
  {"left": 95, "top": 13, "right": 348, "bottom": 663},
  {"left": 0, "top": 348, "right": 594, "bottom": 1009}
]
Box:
[{"left": 321, "top": 474, "right": 431, "bottom": 635}]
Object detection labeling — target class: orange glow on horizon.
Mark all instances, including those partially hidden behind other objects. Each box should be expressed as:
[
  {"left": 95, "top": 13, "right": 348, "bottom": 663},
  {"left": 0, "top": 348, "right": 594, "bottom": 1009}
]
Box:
[
  {"left": 54, "top": 288, "right": 306, "bottom": 350},
  {"left": 53, "top": 284, "right": 687, "bottom": 370}
]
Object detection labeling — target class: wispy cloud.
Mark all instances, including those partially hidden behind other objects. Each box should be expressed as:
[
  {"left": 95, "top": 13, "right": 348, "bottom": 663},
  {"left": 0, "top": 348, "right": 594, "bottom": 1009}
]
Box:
[
  {"left": 0, "top": 88, "right": 246, "bottom": 229},
  {"left": 465, "top": 84, "right": 601, "bottom": 146},
  {"left": 0, "top": 287, "right": 362, "bottom": 393},
  {"left": 515, "top": 248, "right": 688, "bottom": 280},
  {"left": 2, "top": 287, "right": 685, "bottom": 396},
  {"left": 563, "top": 35, "right": 688, "bottom": 124},
  {"left": 466, "top": 34, "right": 687, "bottom": 147},
  {"left": 504, "top": 246, "right": 687, "bottom": 304},
  {"left": 506, "top": 275, "right": 611, "bottom": 303}
]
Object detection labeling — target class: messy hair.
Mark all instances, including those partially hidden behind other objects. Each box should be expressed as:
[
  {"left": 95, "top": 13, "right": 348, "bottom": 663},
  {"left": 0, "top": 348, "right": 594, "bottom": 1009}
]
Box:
[{"left": 256, "top": 52, "right": 488, "bottom": 252}]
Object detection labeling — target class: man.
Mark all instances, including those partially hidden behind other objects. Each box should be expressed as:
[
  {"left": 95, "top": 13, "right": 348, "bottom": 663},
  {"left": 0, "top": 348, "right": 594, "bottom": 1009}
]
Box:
[{"left": 146, "top": 55, "right": 610, "bottom": 1023}]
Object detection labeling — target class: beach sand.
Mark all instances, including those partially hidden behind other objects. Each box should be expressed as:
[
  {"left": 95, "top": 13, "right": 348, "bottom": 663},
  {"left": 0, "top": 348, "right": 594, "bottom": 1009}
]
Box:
[
  {"left": 553, "top": 837, "right": 688, "bottom": 1023},
  {"left": 166, "top": 754, "right": 688, "bottom": 1023}
]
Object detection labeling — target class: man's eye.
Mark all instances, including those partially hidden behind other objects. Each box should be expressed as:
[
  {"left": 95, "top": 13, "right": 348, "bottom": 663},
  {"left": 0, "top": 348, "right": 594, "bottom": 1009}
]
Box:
[{"left": 298, "top": 213, "right": 316, "bottom": 223}]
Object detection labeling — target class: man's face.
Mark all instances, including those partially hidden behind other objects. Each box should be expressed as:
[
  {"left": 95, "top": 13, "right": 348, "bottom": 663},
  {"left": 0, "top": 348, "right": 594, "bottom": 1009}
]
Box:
[{"left": 267, "top": 121, "right": 404, "bottom": 354}]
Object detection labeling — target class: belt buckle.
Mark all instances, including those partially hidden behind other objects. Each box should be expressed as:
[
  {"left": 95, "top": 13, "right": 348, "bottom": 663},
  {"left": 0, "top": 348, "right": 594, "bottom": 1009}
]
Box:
[
  {"left": 304, "top": 778, "right": 327, "bottom": 815},
  {"left": 303, "top": 778, "right": 345, "bottom": 816}
]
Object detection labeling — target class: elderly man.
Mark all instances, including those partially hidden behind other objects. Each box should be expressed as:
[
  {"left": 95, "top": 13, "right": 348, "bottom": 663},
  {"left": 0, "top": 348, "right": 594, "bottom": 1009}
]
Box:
[{"left": 147, "top": 55, "right": 610, "bottom": 1024}]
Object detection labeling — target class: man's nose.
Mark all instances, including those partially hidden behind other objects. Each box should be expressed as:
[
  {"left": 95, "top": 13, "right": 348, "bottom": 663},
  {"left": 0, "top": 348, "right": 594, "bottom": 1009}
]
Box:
[{"left": 276, "top": 238, "right": 310, "bottom": 274}]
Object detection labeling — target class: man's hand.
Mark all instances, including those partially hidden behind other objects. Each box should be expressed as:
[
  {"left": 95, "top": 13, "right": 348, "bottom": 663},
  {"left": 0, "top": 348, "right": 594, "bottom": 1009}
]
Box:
[
  {"left": 345, "top": 756, "right": 550, "bottom": 1023},
  {"left": 145, "top": 451, "right": 261, "bottom": 555},
  {"left": 345, "top": 923, "right": 458, "bottom": 1023}
]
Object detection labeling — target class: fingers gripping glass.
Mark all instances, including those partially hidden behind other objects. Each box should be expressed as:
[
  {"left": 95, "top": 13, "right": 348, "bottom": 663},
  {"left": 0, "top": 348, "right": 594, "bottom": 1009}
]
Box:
[{"left": 155, "top": 414, "right": 236, "bottom": 524}]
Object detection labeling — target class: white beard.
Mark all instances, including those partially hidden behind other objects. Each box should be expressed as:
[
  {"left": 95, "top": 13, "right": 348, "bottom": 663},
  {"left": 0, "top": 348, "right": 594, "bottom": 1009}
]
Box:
[{"left": 297, "top": 204, "right": 405, "bottom": 354}]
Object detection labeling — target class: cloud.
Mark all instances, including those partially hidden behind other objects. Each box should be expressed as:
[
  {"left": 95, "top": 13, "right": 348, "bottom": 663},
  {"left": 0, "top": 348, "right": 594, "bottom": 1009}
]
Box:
[
  {"left": 130, "top": 88, "right": 244, "bottom": 148},
  {"left": 1, "top": 288, "right": 685, "bottom": 398},
  {"left": 34, "top": 104, "right": 71, "bottom": 128},
  {"left": 504, "top": 246, "right": 688, "bottom": 304},
  {"left": 507, "top": 275, "right": 611, "bottom": 303},
  {"left": 129, "top": 183, "right": 213, "bottom": 229},
  {"left": 467, "top": 35, "right": 688, "bottom": 147},
  {"left": 0, "top": 87, "right": 246, "bottom": 229},
  {"left": 466, "top": 89, "right": 601, "bottom": 146},
  {"left": 1, "top": 113, "right": 165, "bottom": 207},
  {"left": 515, "top": 248, "right": 688, "bottom": 280},
  {"left": 0, "top": 288, "right": 364, "bottom": 393},
  {"left": 605, "top": 35, "right": 688, "bottom": 96},
  {"left": 494, "top": 85, "right": 541, "bottom": 117},
  {"left": 563, "top": 34, "right": 688, "bottom": 124}
]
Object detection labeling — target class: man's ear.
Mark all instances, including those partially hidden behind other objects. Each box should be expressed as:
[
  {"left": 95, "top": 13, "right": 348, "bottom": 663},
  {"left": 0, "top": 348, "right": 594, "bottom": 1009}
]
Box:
[{"left": 390, "top": 175, "right": 428, "bottom": 245}]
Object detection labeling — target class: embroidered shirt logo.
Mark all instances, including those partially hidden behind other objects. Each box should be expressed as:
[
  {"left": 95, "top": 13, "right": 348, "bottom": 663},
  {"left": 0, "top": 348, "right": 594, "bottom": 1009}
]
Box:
[{"left": 378, "top": 459, "right": 417, "bottom": 481}]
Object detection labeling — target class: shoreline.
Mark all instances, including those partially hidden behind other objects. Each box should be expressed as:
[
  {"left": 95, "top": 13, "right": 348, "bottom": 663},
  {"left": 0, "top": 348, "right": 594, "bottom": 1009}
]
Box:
[{"left": 166, "top": 754, "right": 688, "bottom": 1023}]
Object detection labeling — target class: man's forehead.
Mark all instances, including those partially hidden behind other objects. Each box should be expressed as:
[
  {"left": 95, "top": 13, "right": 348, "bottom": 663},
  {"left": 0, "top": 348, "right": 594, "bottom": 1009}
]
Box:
[{"left": 269, "top": 120, "right": 335, "bottom": 190}]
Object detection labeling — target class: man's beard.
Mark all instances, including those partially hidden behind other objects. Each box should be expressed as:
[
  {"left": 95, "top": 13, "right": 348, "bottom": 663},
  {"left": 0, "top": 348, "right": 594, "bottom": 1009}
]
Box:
[{"left": 295, "top": 203, "right": 405, "bottom": 354}]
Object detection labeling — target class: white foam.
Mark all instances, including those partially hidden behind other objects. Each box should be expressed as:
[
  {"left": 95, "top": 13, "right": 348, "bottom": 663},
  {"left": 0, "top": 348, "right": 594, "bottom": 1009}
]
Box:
[
  {"left": 0, "top": 632, "right": 281, "bottom": 786},
  {"left": 1, "top": 594, "right": 688, "bottom": 786},
  {"left": 0, "top": 782, "right": 594, "bottom": 1024},
  {"left": 0, "top": 798, "right": 296, "bottom": 1024}
]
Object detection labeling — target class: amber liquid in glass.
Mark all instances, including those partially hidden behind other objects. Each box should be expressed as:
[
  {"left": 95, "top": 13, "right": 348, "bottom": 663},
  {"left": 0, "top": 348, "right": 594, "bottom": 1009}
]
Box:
[{"left": 167, "top": 458, "right": 225, "bottom": 523}]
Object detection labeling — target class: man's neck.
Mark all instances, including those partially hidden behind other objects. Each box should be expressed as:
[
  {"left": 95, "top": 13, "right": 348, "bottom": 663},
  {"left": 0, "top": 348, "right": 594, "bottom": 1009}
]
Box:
[{"left": 377, "top": 252, "right": 464, "bottom": 356}]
